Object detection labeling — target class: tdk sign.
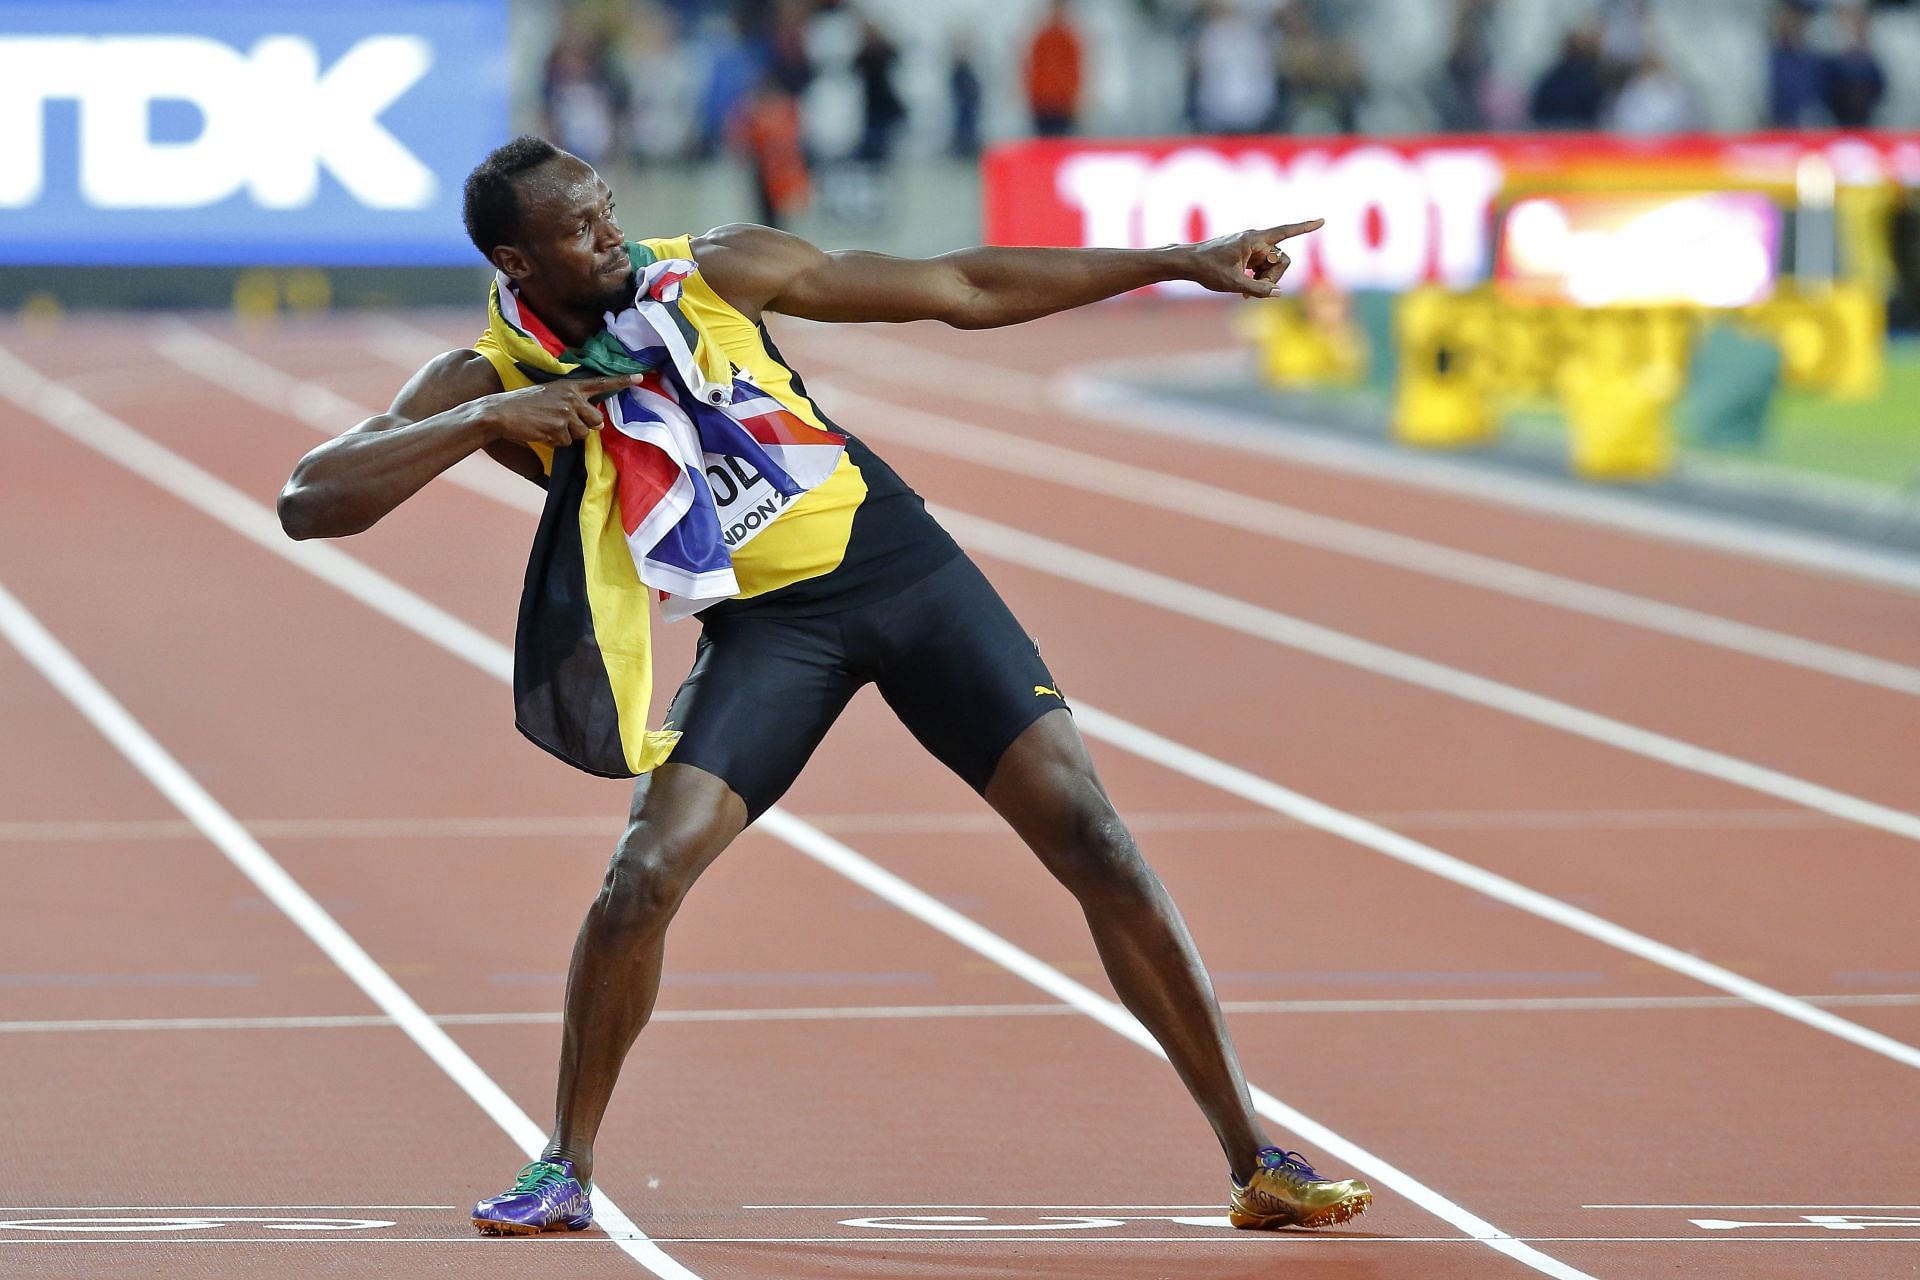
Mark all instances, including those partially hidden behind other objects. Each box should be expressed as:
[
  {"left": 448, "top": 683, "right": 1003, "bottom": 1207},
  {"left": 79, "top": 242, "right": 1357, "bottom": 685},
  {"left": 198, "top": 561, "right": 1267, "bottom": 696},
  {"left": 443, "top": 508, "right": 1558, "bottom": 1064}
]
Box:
[
  {"left": 0, "top": 36, "right": 438, "bottom": 212},
  {"left": 0, "top": 1, "right": 507, "bottom": 266}
]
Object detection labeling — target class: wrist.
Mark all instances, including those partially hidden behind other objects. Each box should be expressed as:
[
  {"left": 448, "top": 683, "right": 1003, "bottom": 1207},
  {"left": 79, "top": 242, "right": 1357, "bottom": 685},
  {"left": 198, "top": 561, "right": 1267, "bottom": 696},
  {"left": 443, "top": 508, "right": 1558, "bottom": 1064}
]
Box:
[
  {"left": 1153, "top": 243, "right": 1202, "bottom": 285},
  {"left": 455, "top": 397, "right": 499, "bottom": 446}
]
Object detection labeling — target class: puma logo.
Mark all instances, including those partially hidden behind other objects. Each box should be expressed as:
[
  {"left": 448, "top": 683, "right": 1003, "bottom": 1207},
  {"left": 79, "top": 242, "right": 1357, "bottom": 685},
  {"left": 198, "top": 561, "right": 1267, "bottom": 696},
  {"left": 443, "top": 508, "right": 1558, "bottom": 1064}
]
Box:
[{"left": 1034, "top": 684, "right": 1062, "bottom": 699}]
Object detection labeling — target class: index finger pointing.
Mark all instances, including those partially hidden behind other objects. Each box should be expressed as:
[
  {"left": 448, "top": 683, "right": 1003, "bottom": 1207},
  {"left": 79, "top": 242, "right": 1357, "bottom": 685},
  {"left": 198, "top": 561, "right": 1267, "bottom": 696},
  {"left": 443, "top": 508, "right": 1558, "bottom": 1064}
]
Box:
[
  {"left": 571, "top": 372, "right": 646, "bottom": 393},
  {"left": 1264, "top": 218, "right": 1326, "bottom": 242}
]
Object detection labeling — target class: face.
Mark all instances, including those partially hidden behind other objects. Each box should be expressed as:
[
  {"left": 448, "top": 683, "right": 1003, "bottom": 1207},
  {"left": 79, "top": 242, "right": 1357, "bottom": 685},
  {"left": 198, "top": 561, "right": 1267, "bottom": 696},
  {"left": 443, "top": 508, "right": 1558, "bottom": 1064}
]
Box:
[{"left": 492, "top": 154, "right": 633, "bottom": 313}]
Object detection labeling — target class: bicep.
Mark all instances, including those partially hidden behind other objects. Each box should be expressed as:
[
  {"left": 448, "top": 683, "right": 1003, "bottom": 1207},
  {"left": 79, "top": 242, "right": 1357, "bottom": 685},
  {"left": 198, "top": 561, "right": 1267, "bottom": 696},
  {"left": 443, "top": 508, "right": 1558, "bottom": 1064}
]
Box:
[
  {"left": 695, "top": 223, "right": 973, "bottom": 326},
  {"left": 381, "top": 350, "right": 539, "bottom": 484},
  {"left": 773, "top": 249, "right": 976, "bottom": 325},
  {"left": 386, "top": 348, "right": 501, "bottom": 426}
]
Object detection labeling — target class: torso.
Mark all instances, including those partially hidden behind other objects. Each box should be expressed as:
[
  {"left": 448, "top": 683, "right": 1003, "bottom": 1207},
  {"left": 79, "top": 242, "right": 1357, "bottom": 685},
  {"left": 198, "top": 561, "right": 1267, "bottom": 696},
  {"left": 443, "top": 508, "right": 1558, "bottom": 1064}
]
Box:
[{"left": 472, "top": 233, "right": 959, "bottom": 618}]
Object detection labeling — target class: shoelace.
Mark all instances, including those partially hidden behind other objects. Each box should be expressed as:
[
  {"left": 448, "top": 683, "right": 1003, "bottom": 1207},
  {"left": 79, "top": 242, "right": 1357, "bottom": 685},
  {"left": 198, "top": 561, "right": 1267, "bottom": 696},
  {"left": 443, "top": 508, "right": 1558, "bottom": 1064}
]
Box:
[
  {"left": 508, "top": 1161, "right": 572, "bottom": 1197},
  {"left": 1257, "top": 1148, "right": 1324, "bottom": 1182}
]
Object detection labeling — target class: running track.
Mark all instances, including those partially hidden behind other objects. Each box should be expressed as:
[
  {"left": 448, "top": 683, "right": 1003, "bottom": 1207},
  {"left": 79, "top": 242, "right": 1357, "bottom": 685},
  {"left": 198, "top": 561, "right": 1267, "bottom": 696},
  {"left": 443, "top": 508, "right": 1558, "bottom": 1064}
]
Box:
[{"left": 1, "top": 302, "right": 1916, "bottom": 1279}]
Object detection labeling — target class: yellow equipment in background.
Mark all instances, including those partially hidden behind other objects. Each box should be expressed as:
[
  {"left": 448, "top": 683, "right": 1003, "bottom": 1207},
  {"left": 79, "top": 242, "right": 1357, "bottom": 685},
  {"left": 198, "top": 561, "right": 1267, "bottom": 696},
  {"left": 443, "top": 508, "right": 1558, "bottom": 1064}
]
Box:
[
  {"left": 1240, "top": 285, "right": 1366, "bottom": 390},
  {"left": 1389, "top": 287, "right": 1493, "bottom": 448},
  {"left": 1559, "top": 350, "right": 1680, "bottom": 481},
  {"left": 1248, "top": 282, "right": 1887, "bottom": 483}
]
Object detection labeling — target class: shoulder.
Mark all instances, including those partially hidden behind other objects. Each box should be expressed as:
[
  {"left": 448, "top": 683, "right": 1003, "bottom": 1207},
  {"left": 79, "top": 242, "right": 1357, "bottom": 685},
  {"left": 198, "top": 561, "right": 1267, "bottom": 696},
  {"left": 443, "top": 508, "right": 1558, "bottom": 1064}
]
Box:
[{"left": 690, "top": 222, "right": 828, "bottom": 318}]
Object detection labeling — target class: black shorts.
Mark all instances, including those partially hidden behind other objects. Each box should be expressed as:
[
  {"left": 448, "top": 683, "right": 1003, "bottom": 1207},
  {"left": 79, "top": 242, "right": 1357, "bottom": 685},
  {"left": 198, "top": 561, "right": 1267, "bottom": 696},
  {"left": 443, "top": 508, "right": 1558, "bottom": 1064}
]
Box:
[{"left": 663, "top": 554, "right": 1066, "bottom": 821}]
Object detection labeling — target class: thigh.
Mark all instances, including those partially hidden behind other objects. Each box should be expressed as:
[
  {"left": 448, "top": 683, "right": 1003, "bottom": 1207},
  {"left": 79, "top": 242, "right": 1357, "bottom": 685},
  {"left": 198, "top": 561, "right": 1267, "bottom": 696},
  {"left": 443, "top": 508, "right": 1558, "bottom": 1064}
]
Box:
[
  {"left": 868, "top": 555, "right": 1067, "bottom": 795},
  {"left": 663, "top": 612, "right": 864, "bottom": 822}
]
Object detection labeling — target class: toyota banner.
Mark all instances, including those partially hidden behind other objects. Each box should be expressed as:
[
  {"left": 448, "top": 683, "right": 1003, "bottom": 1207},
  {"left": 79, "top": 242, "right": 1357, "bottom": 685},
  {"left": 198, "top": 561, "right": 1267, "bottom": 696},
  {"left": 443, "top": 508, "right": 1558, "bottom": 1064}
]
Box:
[{"left": 983, "top": 131, "right": 1920, "bottom": 298}]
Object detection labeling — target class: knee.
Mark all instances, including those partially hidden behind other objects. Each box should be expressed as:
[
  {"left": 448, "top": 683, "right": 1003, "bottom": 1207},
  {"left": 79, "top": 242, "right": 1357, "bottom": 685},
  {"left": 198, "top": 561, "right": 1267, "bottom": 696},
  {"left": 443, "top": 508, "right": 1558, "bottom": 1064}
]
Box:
[
  {"left": 1051, "top": 803, "right": 1157, "bottom": 905},
  {"left": 595, "top": 817, "right": 728, "bottom": 934}
]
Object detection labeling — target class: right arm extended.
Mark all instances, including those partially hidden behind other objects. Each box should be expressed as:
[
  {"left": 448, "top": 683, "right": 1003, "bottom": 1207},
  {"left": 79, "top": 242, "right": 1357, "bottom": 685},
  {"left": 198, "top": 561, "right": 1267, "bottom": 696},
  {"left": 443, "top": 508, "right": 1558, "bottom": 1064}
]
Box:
[{"left": 275, "top": 351, "right": 640, "bottom": 540}]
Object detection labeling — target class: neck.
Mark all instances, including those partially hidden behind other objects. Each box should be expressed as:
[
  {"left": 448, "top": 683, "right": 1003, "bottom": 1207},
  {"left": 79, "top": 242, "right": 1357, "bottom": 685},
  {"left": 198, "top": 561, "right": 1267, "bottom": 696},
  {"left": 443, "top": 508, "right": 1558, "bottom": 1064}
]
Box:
[
  {"left": 538, "top": 304, "right": 606, "bottom": 351},
  {"left": 513, "top": 282, "right": 604, "bottom": 350}
]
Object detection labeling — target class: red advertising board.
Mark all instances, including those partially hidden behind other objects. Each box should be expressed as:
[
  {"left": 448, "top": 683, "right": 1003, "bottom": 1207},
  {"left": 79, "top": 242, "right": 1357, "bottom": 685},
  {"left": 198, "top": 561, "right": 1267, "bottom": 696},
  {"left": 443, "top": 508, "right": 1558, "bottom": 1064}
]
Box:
[{"left": 982, "top": 131, "right": 1920, "bottom": 296}]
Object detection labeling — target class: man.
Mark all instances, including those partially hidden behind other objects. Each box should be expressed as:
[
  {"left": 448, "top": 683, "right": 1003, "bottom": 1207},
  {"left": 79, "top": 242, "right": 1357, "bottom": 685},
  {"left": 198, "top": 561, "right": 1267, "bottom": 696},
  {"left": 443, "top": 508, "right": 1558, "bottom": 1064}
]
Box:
[
  {"left": 277, "top": 136, "right": 1362, "bottom": 1237},
  {"left": 1024, "top": 0, "right": 1083, "bottom": 138}
]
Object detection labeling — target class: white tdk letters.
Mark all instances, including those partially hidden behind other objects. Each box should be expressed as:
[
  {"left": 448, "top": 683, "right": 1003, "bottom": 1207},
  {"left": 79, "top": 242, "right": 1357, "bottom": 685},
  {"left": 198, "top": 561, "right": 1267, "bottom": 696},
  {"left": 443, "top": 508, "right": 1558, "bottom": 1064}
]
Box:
[{"left": 0, "top": 34, "right": 437, "bottom": 211}]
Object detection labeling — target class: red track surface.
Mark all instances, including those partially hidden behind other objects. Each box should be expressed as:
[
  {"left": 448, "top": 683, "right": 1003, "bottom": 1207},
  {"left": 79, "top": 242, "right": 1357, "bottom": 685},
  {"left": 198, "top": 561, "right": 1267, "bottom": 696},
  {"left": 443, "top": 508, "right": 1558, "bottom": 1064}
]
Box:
[{"left": 2, "top": 303, "right": 1917, "bottom": 1279}]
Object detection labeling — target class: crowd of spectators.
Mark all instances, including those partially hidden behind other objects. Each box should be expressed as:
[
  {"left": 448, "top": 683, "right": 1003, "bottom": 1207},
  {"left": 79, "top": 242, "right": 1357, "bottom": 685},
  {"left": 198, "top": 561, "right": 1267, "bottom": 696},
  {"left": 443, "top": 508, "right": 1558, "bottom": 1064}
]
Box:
[{"left": 534, "top": 0, "right": 1904, "bottom": 210}]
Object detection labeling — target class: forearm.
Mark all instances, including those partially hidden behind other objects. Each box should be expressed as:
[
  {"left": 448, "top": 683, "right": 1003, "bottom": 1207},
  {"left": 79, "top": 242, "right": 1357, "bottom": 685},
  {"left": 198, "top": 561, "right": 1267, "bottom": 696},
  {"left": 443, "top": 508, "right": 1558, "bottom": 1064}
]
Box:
[
  {"left": 278, "top": 401, "right": 493, "bottom": 539},
  {"left": 940, "top": 244, "right": 1197, "bottom": 329}
]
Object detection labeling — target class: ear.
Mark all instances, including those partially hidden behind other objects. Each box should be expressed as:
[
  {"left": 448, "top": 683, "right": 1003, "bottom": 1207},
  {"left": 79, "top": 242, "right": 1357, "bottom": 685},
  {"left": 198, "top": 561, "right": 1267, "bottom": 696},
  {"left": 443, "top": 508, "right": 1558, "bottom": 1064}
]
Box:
[{"left": 491, "top": 244, "right": 532, "bottom": 281}]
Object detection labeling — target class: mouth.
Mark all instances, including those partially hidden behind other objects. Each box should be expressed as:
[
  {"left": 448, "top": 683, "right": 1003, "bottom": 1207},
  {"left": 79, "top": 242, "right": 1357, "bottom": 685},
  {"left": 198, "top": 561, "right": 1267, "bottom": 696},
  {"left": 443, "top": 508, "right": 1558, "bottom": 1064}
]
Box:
[{"left": 596, "top": 256, "right": 630, "bottom": 280}]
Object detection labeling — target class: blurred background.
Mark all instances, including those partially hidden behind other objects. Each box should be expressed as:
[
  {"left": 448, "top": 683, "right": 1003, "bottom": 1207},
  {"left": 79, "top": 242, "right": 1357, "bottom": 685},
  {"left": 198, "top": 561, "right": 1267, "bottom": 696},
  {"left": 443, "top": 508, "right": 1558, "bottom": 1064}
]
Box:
[{"left": 3, "top": 0, "right": 1918, "bottom": 532}]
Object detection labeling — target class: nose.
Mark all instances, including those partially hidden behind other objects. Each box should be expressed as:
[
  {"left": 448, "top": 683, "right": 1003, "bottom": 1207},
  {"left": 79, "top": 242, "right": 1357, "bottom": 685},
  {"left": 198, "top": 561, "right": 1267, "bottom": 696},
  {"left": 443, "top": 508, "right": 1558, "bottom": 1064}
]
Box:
[{"left": 594, "top": 215, "right": 624, "bottom": 255}]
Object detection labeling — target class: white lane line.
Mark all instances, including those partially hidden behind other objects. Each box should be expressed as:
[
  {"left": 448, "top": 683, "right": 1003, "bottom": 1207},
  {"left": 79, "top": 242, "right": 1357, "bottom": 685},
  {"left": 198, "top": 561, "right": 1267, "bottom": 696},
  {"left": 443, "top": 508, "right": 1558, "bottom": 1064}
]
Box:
[
  {"left": 938, "top": 506, "right": 1920, "bottom": 847},
  {"left": 3, "top": 1235, "right": 1914, "bottom": 1245},
  {"left": 11, "top": 347, "right": 1597, "bottom": 1280},
  {"left": 1066, "top": 701, "right": 1920, "bottom": 1072},
  {"left": 148, "top": 326, "right": 1920, "bottom": 837},
  {"left": 808, "top": 324, "right": 1920, "bottom": 597},
  {"left": 367, "top": 309, "right": 1920, "bottom": 692},
  {"left": 0, "top": 345, "right": 517, "bottom": 681},
  {"left": 1055, "top": 362, "right": 1920, "bottom": 597},
  {"left": 0, "top": 807, "right": 1856, "bottom": 844},
  {"left": 0, "top": 1205, "right": 453, "bottom": 1210},
  {"left": 810, "top": 379, "right": 1920, "bottom": 696},
  {"left": 743, "top": 1203, "right": 1220, "bottom": 1209},
  {"left": 148, "top": 320, "right": 545, "bottom": 516},
  {"left": 0, "top": 585, "right": 695, "bottom": 1280},
  {"left": 753, "top": 811, "right": 1594, "bottom": 1280},
  {"left": 314, "top": 319, "right": 1920, "bottom": 698},
  {"left": 360, "top": 313, "right": 463, "bottom": 368},
  {"left": 1587, "top": 1204, "right": 1920, "bottom": 1210},
  {"left": 0, "top": 816, "right": 619, "bottom": 843},
  {"left": 8, "top": 992, "right": 1920, "bottom": 1036},
  {"left": 789, "top": 807, "right": 1848, "bottom": 833}
]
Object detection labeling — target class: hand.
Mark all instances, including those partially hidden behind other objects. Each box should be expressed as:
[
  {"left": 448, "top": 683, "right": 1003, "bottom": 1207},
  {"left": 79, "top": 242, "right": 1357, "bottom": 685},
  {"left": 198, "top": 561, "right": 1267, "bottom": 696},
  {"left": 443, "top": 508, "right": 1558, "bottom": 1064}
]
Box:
[
  {"left": 479, "top": 374, "right": 642, "bottom": 447},
  {"left": 1186, "top": 220, "right": 1325, "bottom": 298}
]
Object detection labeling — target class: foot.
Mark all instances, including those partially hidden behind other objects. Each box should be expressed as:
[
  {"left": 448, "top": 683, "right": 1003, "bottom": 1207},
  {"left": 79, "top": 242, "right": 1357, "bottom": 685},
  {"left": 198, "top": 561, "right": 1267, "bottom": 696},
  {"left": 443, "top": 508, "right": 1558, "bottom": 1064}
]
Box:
[
  {"left": 1228, "top": 1147, "right": 1371, "bottom": 1230},
  {"left": 471, "top": 1159, "right": 594, "bottom": 1236}
]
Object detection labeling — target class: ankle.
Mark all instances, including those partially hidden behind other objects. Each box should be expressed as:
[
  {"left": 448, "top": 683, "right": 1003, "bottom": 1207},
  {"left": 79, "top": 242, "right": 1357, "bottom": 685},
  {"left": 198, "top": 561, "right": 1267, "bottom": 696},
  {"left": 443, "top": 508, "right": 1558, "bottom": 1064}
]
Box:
[
  {"left": 1229, "top": 1141, "right": 1277, "bottom": 1187},
  {"left": 542, "top": 1142, "right": 594, "bottom": 1189}
]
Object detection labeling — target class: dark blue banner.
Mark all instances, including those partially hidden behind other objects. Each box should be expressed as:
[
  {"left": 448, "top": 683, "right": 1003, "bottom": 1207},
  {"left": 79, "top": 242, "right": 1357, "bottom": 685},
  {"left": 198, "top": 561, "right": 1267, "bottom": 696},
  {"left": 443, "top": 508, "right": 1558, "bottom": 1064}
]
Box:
[{"left": 0, "top": 0, "right": 509, "bottom": 266}]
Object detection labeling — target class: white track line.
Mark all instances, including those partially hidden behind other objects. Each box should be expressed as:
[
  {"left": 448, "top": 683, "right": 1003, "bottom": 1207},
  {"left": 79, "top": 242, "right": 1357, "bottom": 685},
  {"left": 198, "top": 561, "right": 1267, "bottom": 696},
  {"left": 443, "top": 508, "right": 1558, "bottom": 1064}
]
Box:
[
  {"left": 0, "top": 345, "right": 518, "bottom": 681},
  {"left": 0, "top": 816, "right": 620, "bottom": 843},
  {"left": 808, "top": 379, "right": 1920, "bottom": 696},
  {"left": 1068, "top": 700, "right": 1920, "bottom": 1071},
  {"left": 3, "top": 1235, "right": 1913, "bottom": 1245},
  {"left": 0, "top": 806, "right": 1856, "bottom": 844},
  {"left": 0, "top": 584, "right": 694, "bottom": 1280},
  {"left": 0, "top": 1205, "right": 453, "bottom": 1210},
  {"left": 149, "top": 321, "right": 545, "bottom": 515},
  {"left": 744, "top": 1203, "right": 1217, "bottom": 1209},
  {"left": 1056, "top": 362, "right": 1920, "bottom": 597},
  {"left": 1, "top": 346, "right": 1597, "bottom": 1280},
  {"left": 1587, "top": 1203, "right": 1920, "bottom": 1209},
  {"left": 744, "top": 810, "right": 1595, "bottom": 1280},
  {"left": 22, "top": 332, "right": 1920, "bottom": 1269},
  {"left": 361, "top": 312, "right": 466, "bottom": 367},
  {"left": 143, "top": 326, "right": 1920, "bottom": 840},
  {"left": 8, "top": 991, "right": 1920, "bottom": 1037},
  {"left": 938, "top": 506, "right": 1920, "bottom": 847},
  {"left": 786, "top": 323, "right": 1920, "bottom": 596},
  {"left": 328, "top": 317, "right": 1920, "bottom": 692}
]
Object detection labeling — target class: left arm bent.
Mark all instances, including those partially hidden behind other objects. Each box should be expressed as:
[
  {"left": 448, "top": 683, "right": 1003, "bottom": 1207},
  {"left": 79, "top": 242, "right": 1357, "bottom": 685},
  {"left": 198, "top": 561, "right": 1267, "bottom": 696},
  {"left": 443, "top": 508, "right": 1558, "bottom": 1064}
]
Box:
[{"left": 692, "top": 220, "right": 1323, "bottom": 330}]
